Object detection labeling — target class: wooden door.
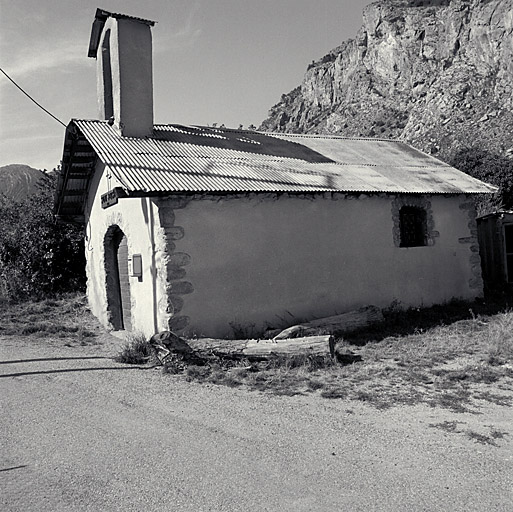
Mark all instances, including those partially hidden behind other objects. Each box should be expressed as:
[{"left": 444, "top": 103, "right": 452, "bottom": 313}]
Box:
[
  {"left": 117, "top": 234, "right": 132, "bottom": 330},
  {"left": 505, "top": 224, "right": 513, "bottom": 283}
]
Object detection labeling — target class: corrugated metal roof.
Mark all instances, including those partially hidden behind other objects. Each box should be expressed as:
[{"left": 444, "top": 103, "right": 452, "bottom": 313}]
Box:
[
  {"left": 69, "top": 119, "right": 497, "bottom": 195},
  {"left": 273, "top": 133, "right": 447, "bottom": 168}
]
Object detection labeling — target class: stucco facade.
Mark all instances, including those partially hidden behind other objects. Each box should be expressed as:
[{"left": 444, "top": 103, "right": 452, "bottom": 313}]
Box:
[
  {"left": 84, "top": 159, "right": 483, "bottom": 338},
  {"left": 158, "top": 192, "right": 481, "bottom": 338},
  {"left": 85, "top": 163, "right": 169, "bottom": 336}
]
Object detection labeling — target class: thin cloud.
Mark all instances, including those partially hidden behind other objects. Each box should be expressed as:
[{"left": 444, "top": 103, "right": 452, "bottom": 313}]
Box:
[
  {"left": 2, "top": 42, "right": 91, "bottom": 79},
  {"left": 0, "top": 133, "right": 62, "bottom": 142},
  {"left": 155, "top": 1, "right": 203, "bottom": 52}
]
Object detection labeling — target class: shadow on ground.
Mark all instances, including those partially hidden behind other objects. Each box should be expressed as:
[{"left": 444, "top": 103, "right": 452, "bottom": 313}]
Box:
[
  {"left": 0, "top": 356, "right": 108, "bottom": 365},
  {"left": 340, "top": 287, "right": 513, "bottom": 345},
  {"left": 0, "top": 366, "right": 149, "bottom": 378}
]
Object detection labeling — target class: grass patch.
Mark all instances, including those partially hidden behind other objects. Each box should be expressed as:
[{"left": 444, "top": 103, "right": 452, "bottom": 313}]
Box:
[
  {"left": 0, "top": 294, "right": 100, "bottom": 345},
  {"left": 429, "top": 421, "right": 509, "bottom": 447},
  {"left": 429, "top": 420, "right": 466, "bottom": 433},
  {"left": 489, "top": 428, "right": 508, "bottom": 440},
  {"left": 474, "top": 391, "right": 513, "bottom": 407},
  {"left": 466, "top": 431, "right": 499, "bottom": 446},
  {"left": 3, "top": 292, "right": 512, "bottom": 414},
  {"left": 115, "top": 334, "right": 154, "bottom": 364},
  {"left": 21, "top": 323, "right": 79, "bottom": 335},
  {"left": 169, "top": 295, "right": 513, "bottom": 412}
]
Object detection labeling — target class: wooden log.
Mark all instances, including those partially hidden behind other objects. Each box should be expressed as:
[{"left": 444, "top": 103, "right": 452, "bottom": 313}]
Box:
[
  {"left": 188, "top": 335, "right": 334, "bottom": 360},
  {"left": 273, "top": 305, "right": 383, "bottom": 340}
]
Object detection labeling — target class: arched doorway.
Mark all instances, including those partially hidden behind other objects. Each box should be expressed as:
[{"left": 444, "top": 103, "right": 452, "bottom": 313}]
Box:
[{"left": 104, "top": 225, "right": 132, "bottom": 330}]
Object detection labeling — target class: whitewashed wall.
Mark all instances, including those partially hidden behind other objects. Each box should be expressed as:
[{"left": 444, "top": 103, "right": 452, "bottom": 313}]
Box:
[
  {"left": 160, "top": 193, "right": 481, "bottom": 338},
  {"left": 84, "top": 171, "right": 482, "bottom": 340},
  {"left": 84, "top": 163, "right": 169, "bottom": 337}
]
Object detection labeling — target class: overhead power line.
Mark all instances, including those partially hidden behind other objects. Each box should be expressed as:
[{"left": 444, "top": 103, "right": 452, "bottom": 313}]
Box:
[{"left": 0, "top": 66, "right": 67, "bottom": 127}]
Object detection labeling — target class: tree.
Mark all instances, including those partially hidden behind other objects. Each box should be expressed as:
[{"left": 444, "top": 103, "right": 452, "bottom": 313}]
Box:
[
  {"left": 0, "top": 172, "right": 86, "bottom": 301},
  {"left": 450, "top": 148, "right": 513, "bottom": 215}
]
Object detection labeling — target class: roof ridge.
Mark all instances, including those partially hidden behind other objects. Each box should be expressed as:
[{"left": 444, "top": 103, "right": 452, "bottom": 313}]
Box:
[
  {"left": 269, "top": 132, "right": 401, "bottom": 142},
  {"left": 73, "top": 120, "right": 405, "bottom": 143},
  {"left": 154, "top": 123, "right": 401, "bottom": 142}
]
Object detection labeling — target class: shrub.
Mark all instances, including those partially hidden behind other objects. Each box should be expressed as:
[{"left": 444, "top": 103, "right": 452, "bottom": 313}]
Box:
[
  {"left": 0, "top": 172, "right": 85, "bottom": 301},
  {"left": 450, "top": 148, "right": 513, "bottom": 215},
  {"left": 115, "top": 334, "right": 154, "bottom": 364}
]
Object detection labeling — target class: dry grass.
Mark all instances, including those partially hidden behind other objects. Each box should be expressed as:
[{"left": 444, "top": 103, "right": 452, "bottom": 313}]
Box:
[
  {"left": 178, "top": 303, "right": 513, "bottom": 412},
  {"left": 0, "top": 294, "right": 100, "bottom": 346},
  {"left": 429, "top": 420, "right": 509, "bottom": 446},
  {"left": 2, "top": 292, "right": 512, "bottom": 412},
  {"left": 114, "top": 333, "right": 154, "bottom": 364}
]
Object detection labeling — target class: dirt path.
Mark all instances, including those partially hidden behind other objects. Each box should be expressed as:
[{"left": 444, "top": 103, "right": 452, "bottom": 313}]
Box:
[{"left": 1, "top": 336, "right": 512, "bottom": 512}]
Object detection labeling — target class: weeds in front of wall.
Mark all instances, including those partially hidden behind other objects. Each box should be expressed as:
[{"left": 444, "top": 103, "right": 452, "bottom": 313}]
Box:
[
  {"left": 342, "top": 295, "right": 512, "bottom": 346},
  {"left": 115, "top": 333, "right": 155, "bottom": 365},
  {"left": 165, "top": 306, "right": 513, "bottom": 413},
  {"left": 5, "top": 292, "right": 512, "bottom": 415},
  {"left": 228, "top": 321, "right": 258, "bottom": 339}
]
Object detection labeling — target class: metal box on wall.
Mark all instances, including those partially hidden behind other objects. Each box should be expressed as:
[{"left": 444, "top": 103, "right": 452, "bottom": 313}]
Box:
[{"left": 131, "top": 254, "right": 143, "bottom": 278}]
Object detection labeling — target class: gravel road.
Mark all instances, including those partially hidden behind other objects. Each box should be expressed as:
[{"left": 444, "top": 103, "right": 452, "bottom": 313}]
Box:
[{"left": 2, "top": 336, "right": 512, "bottom": 511}]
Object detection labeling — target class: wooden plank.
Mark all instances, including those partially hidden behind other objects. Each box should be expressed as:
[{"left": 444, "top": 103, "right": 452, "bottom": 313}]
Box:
[{"left": 69, "top": 162, "right": 93, "bottom": 169}]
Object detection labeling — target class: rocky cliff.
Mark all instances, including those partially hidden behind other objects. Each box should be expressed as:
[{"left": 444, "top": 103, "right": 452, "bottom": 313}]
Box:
[
  {"left": 260, "top": 0, "right": 513, "bottom": 162},
  {"left": 0, "top": 164, "right": 45, "bottom": 201}
]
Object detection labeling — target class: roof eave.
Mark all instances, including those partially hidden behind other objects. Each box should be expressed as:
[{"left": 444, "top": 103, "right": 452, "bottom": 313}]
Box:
[
  {"left": 63, "top": 119, "right": 499, "bottom": 197},
  {"left": 87, "top": 8, "right": 156, "bottom": 58},
  {"left": 87, "top": 8, "right": 110, "bottom": 58},
  {"left": 54, "top": 121, "right": 98, "bottom": 223}
]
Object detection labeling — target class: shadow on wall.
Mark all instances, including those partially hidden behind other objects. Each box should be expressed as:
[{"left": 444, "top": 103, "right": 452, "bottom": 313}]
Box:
[{"left": 141, "top": 197, "right": 159, "bottom": 333}]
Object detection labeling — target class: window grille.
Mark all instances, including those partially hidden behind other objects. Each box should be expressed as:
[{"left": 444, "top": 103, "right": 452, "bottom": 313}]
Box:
[{"left": 400, "top": 206, "right": 427, "bottom": 247}]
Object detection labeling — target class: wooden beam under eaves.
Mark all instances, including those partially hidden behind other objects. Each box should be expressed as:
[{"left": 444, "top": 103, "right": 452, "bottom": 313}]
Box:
[
  {"left": 67, "top": 173, "right": 91, "bottom": 179},
  {"left": 55, "top": 214, "right": 85, "bottom": 224},
  {"left": 69, "top": 162, "right": 94, "bottom": 169},
  {"left": 69, "top": 156, "right": 95, "bottom": 165},
  {"left": 64, "top": 190, "right": 86, "bottom": 197},
  {"left": 73, "top": 152, "right": 95, "bottom": 159}
]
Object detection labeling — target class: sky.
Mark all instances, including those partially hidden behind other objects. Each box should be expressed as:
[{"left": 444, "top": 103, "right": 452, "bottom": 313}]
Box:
[{"left": 0, "top": 0, "right": 372, "bottom": 171}]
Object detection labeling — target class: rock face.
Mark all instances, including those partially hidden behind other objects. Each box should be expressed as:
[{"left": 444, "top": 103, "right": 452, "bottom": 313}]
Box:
[
  {"left": 0, "top": 164, "right": 46, "bottom": 201},
  {"left": 260, "top": 0, "right": 513, "bottom": 161}
]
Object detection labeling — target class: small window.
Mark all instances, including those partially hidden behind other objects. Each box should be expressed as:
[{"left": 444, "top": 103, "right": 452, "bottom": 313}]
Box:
[{"left": 399, "top": 206, "right": 427, "bottom": 247}]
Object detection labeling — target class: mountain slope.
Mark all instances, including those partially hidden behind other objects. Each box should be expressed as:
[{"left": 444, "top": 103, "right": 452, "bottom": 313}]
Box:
[
  {"left": 260, "top": 0, "right": 513, "bottom": 162},
  {"left": 0, "top": 164, "right": 46, "bottom": 201}
]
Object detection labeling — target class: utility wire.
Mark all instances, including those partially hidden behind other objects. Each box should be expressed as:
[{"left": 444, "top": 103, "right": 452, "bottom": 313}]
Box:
[{"left": 0, "top": 66, "right": 67, "bottom": 127}]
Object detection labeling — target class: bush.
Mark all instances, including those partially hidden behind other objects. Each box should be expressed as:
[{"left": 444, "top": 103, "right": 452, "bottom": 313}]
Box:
[
  {"left": 0, "top": 172, "right": 86, "bottom": 301},
  {"left": 450, "top": 148, "right": 513, "bottom": 215},
  {"left": 115, "top": 334, "right": 154, "bottom": 364}
]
